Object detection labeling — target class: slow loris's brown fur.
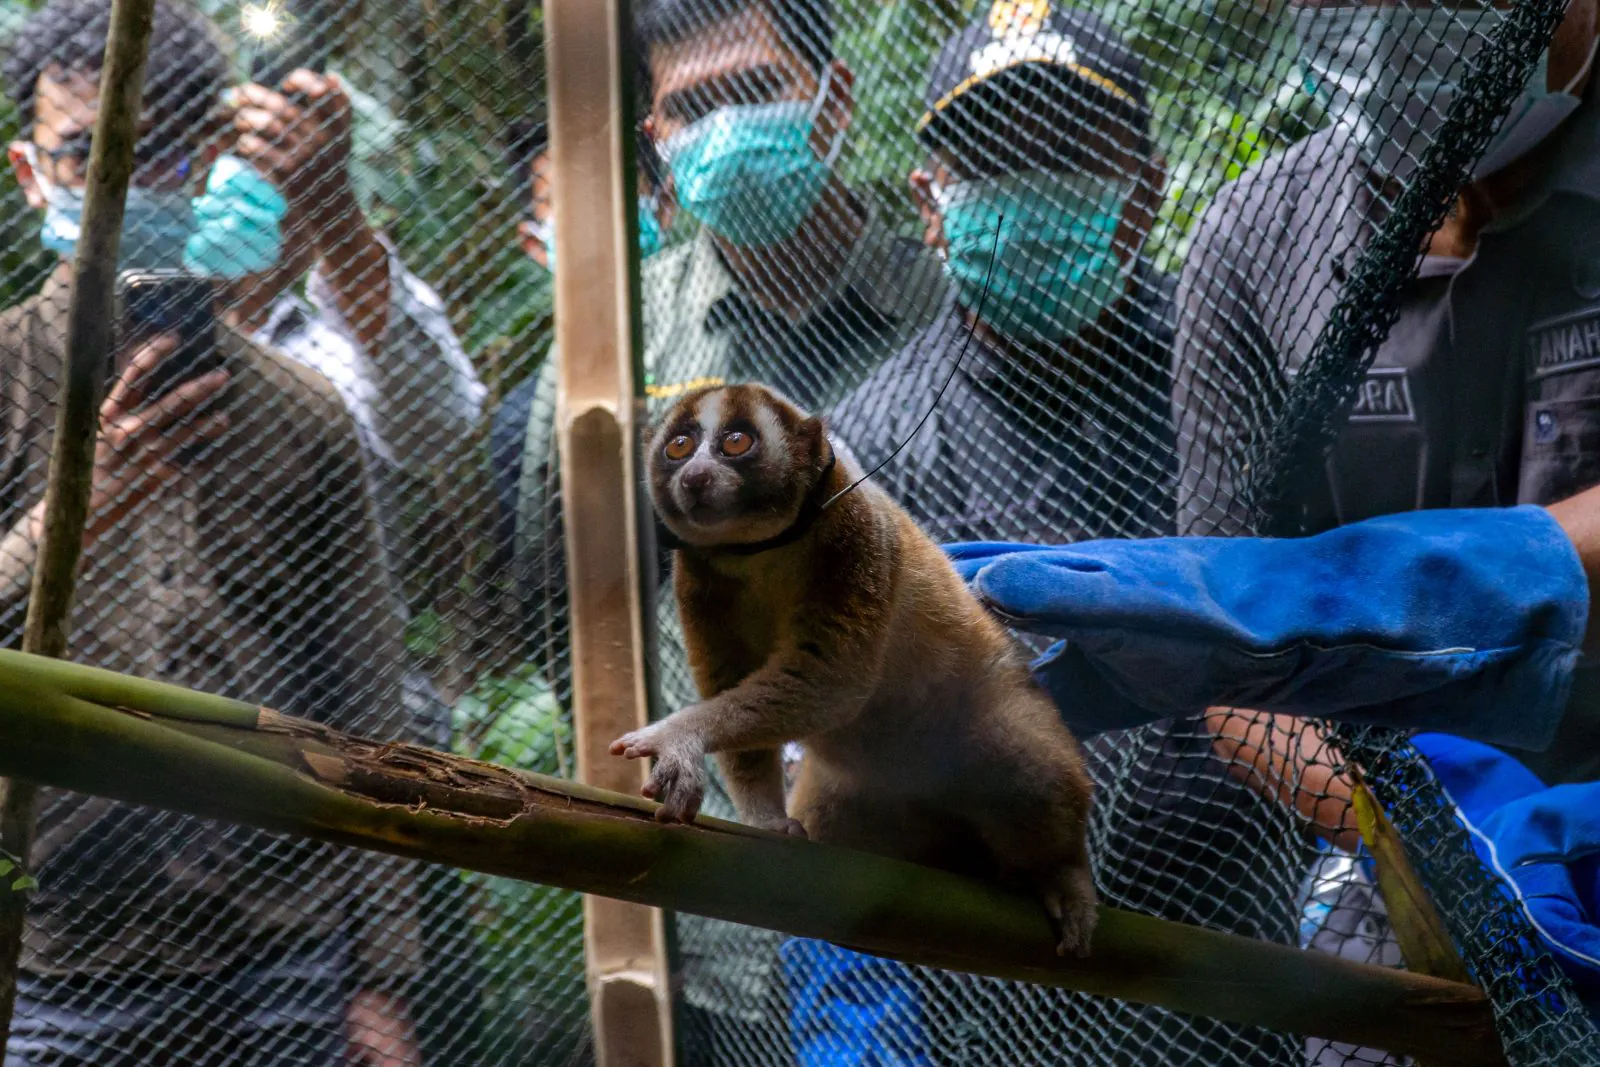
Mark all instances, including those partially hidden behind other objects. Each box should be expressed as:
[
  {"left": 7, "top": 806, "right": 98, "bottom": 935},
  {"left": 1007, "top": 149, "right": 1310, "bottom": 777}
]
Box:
[{"left": 611, "top": 383, "right": 1098, "bottom": 954}]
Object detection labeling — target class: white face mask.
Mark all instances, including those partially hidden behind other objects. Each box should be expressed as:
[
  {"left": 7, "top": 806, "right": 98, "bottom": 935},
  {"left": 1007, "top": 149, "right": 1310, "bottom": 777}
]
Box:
[
  {"left": 1294, "top": 3, "right": 1509, "bottom": 183},
  {"left": 1473, "top": 33, "right": 1598, "bottom": 179}
]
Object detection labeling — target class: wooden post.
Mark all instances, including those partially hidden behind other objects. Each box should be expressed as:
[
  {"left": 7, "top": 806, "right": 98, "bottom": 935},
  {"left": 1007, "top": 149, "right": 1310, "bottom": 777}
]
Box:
[
  {"left": 546, "top": 0, "right": 674, "bottom": 1064},
  {"left": 0, "top": 0, "right": 158, "bottom": 1047}
]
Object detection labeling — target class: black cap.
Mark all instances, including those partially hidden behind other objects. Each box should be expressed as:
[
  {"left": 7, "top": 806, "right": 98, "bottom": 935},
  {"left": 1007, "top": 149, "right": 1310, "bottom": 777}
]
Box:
[{"left": 918, "top": 1, "right": 1147, "bottom": 142}]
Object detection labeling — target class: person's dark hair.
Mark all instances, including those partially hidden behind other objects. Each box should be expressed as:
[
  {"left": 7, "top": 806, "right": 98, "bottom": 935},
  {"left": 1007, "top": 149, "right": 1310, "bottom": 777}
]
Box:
[
  {"left": 636, "top": 131, "right": 664, "bottom": 192},
  {"left": 635, "top": 0, "right": 833, "bottom": 104},
  {"left": 3, "top": 0, "right": 229, "bottom": 141},
  {"left": 504, "top": 116, "right": 664, "bottom": 197},
  {"left": 504, "top": 117, "right": 549, "bottom": 183}
]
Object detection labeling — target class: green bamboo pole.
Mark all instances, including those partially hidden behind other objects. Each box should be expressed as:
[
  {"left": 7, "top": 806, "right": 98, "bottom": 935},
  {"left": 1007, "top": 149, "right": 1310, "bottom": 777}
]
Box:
[
  {"left": 0, "top": 650, "right": 1506, "bottom": 1066},
  {"left": 0, "top": 0, "right": 159, "bottom": 1047}
]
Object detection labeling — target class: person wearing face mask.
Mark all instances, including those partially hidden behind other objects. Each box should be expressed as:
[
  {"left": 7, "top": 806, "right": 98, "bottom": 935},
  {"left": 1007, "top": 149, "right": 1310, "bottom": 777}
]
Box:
[
  {"left": 490, "top": 3, "right": 947, "bottom": 1061},
  {"left": 507, "top": 117, "right": 674, "bottom": 272},
  {"left": 805, "top": 10, "right": 1303, "bottom": 1066},
  {"left": 500, "top": 0, "right": 948, "bottom": 678},
  {"left": 0, "top": 1, "right": 427, "bottom": 1063},
  {"left": 1162, "top": 0, "right": 1600, "bottom": 1038},
  {"left": 501, "top": 0, "right": 948, "bottom": 632},
  {"left": 1173, "top": 0, "right": 1600, "bottom": 828},
  {"left": 629, "top": 0, "right": 946, "bottom": 411},
  {"left": 831, "top": 4, "right": 1174, "bottom": 545},
  {"left": 194, "top": 66, "right": 487, "bottom": 731},
  {"left": 488, "top": 116, "right": 675, "bottom": 605},
  {"left": 193, "top": 64, "right": 490, "bottom": 1067}
]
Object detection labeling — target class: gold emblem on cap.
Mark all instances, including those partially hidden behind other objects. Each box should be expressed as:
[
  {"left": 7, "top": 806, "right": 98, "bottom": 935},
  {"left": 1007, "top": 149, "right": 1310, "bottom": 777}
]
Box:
[{"left": 987, "top": 0, "right": 1049, "bottom": 38}]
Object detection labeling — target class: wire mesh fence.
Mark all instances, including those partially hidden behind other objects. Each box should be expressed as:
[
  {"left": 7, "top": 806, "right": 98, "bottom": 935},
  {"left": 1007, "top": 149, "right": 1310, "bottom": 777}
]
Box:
[{"left": 0, "top": 0, "right": 1596, "bottom": 1062}]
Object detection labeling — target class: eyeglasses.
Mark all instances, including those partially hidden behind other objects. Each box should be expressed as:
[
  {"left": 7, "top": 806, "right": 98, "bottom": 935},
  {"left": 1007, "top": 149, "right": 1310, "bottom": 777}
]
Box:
[{"left": 30, "top": 131, "right": 194, "bottom": 189}]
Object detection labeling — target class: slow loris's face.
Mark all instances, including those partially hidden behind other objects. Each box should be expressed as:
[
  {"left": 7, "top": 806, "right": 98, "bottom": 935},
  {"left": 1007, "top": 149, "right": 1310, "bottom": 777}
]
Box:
[{"left": 647, "top": 384, "right": 825, "bottom": 548}]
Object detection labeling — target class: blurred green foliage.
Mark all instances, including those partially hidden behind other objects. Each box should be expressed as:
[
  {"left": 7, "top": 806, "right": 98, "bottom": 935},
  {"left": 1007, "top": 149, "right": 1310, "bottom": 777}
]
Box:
[{"left": 452, "top": 667, "right": 589, "bottom": 1063}]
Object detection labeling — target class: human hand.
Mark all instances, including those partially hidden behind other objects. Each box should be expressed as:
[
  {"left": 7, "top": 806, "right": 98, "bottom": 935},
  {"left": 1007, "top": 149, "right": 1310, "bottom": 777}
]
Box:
[
  {"left": 230, "top": 69, "right": 355, "bottom": 228},
  {"left": 67, "top": 335, "right": 230, "bottom": 543},
  {"left": 346, "top": 989, "right": 423, "bottom": 1067}
]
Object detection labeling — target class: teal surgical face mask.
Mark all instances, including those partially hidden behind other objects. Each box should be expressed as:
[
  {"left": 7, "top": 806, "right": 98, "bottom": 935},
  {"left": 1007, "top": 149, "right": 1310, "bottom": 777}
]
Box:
[
  {"left": 24, "top": 142, "right": 195, "bottom": 269},
  {"left": 525, "top": 195, "right": 665, "bottom": 271},
  {"left": 937, "top": 169, "right": 1134, "bottom": 344},
  {"left": 661, "top": 66, "right": 843, "bottom": 247},
  {"left": 184, "top": 154, "right": 289, "bottom": 279},
  {"left": 1294, "top": 3, "right": 1515, "bottom": 183},
  {"left": 637, "top": 199, "right": 665, "bottom": 257}
]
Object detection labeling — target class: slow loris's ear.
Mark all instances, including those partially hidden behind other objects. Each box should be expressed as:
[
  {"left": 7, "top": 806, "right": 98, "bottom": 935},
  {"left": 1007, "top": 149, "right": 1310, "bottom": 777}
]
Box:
[{"left": 804, "top": 415, "right": 834, "bottom": 470}]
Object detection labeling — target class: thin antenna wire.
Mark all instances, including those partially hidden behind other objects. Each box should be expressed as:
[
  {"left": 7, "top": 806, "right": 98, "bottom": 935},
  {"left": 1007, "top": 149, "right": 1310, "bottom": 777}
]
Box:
[{"left": 821, "top": 215, "right": 1003, "bottom": 510}]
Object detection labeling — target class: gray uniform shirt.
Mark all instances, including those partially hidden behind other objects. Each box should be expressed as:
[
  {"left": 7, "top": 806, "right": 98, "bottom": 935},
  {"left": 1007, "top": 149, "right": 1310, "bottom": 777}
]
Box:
[
  {"left": 1174, "top": 97, "right": 1600, "bottom": 783},
  {"left": 827, "top": 272, "right": 1301, "bottom": 1067}
]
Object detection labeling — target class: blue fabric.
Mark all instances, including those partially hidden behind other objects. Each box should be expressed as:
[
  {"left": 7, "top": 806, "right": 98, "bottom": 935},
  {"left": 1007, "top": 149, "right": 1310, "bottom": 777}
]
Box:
[
  {"left": 780, "top": 939, "right": 930, "bottom": 1067},
  {"left": 1412, "top": 732, "right": 1600, "bottom": 1007},
  {"left": 944, "top": 505, "right": 1588, "bottom": 750}
]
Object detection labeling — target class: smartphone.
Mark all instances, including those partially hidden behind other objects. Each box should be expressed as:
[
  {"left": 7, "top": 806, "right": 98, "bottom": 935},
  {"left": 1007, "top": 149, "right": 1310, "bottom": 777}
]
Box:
[
  {"left": 250, "top": 46, "right": 305, "bottom": 94},
  {"left": 115, "top": 269, "right": 223, "bottom": 406}
]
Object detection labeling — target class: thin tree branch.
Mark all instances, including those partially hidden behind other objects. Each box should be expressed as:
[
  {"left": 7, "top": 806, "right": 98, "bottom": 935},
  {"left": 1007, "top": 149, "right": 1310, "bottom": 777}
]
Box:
[{"left": 0, "top": 0, "right": 159, "bottom": 1045}]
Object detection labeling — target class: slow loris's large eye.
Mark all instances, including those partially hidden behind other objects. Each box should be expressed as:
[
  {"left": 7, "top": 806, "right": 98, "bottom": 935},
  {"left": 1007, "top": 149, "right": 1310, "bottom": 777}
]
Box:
[
  {"left": 664, "top": 433, "right": 696, "bottom": 461},
  {"left": 720, "top": 430, "right": 756, "bottom": 457}
]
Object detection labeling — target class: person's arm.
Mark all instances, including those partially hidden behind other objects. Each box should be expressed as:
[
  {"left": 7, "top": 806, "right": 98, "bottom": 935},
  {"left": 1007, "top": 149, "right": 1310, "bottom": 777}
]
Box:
[
  {"left": 312, "top": 246, "right": 486, "bottom": 458},
  {"left": 1205, "top": 709, "right": 1360, "bottom": 851},
  {"left": 233, "top": 70, "right": 391, "bottom": 355},
  {"left": 1544, "top": 480, "right": 1600, "bottom": 657},
  {"left": 312, "top": 239, "right": 491, "bottom": 682},
  {"left": 1206, "top": 480, "right": 1600, "bottom": 844}
]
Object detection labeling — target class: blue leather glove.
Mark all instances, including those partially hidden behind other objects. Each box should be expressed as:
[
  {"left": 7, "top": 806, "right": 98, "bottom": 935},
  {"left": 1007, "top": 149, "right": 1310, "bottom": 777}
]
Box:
[{"left": 945, "top": 505, "right": 1587, "bottom": 749}]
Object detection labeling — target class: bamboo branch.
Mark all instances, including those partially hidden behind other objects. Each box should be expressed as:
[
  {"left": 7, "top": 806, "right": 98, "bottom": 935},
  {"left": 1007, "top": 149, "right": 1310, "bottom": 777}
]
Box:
[
  {"left": 0, "top": 0, "right": 159, "bottom": 1046},
  {"left": 1353, "top": 771, "right": 1474, "bottom": 986},
  {"left": 0, "top": 650, "right": 1507, "bottom": 1066}
]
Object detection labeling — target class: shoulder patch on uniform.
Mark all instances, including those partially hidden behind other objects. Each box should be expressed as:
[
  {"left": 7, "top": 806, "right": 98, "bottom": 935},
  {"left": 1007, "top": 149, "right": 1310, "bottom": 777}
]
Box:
[
  {"left": 1528, "top": 307, "right": 1600, "bottom": 379},
  {"left": 1348, "top": 367, "right": 1415, "bottom": 423}
]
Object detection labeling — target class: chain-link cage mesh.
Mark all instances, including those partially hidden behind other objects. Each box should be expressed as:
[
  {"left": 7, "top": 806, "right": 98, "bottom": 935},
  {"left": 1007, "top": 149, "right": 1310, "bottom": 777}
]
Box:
[
  {"left": 0, "top": 0, "right": 584, "bottom": 1062},
  {"left": 615, "top": 0, "right": 1600, "bottom": 1064},
  {"left": 0, "top": 0, "right": 1597, "bottom": 1061}
]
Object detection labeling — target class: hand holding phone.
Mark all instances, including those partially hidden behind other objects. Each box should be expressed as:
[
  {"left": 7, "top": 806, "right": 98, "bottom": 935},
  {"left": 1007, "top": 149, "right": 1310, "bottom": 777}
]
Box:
[
  {"left": 70, "top": 335, "right": 232, "bottom": 541},
  {"left": 116, "top": 269, "right": 223, "bottom": 406}
]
